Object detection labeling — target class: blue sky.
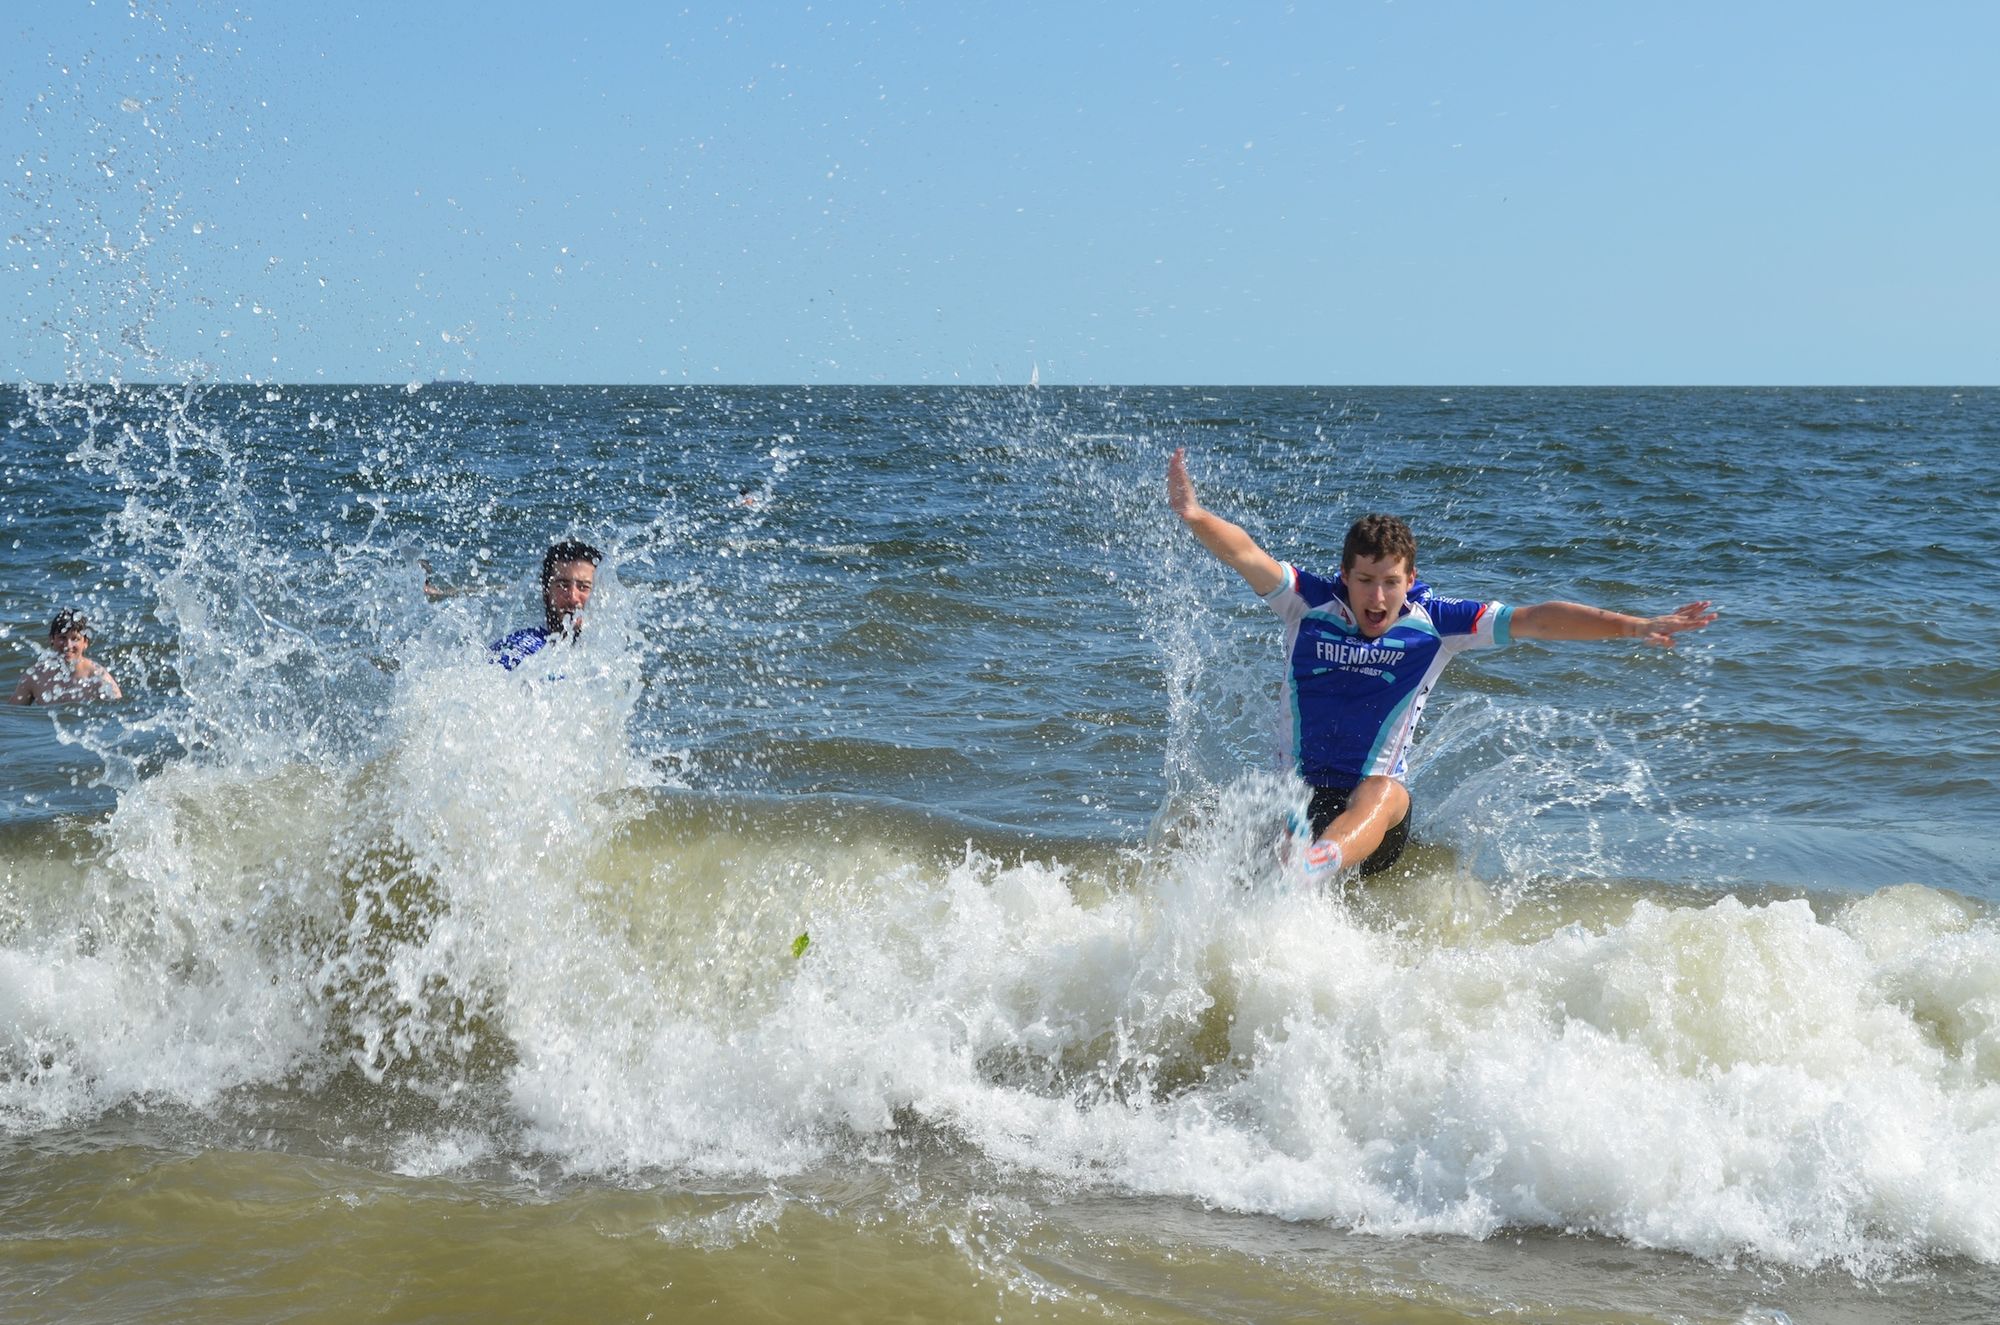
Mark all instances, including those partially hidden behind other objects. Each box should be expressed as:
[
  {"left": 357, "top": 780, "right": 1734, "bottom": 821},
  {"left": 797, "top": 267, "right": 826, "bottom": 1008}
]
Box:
[{"left": 5, "top": 2, "right": 1995, "bottom": 385}]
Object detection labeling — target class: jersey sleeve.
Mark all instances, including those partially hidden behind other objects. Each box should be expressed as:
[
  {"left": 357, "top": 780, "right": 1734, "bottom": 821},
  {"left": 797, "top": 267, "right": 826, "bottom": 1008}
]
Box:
[
  {"left": 1259, "top": 562, "right": 1339, "bottom": 625},
  {"left": 1423, "top": 594, "right": 1513, "bottom": 649}
]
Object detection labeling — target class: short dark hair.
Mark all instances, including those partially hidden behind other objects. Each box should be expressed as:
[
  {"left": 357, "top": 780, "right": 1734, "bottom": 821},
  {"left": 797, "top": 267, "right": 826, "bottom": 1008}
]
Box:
[
  {"left": 1341, "top": 515, "right": 1418, "bottom": 574},
  {"left": 49, "top": 608, "right": 88, "bottom": 638},
  {"left": 541, "top": 540, "right": 603, "bottom": 589}
]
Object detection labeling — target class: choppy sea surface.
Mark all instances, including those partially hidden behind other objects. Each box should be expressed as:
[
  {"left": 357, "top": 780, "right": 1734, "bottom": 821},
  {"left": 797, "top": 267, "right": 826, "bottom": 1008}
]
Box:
[{"left": 2, "top": 382, "right": 1997, "bottom": 1323}]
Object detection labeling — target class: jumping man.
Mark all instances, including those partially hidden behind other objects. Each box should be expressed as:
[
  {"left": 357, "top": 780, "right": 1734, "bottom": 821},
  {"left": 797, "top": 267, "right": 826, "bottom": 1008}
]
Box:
[{"left": 1166, "top": 448, "right": 1716, "bottom": 879}]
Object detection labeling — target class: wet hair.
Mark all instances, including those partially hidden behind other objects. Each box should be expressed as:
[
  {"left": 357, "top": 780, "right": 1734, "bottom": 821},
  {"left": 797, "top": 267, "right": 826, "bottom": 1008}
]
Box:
[
  {"left": 1340, "top": 514, "right": 1418, "bottom": 574},
  {"left": 541, "top": 540, "right": 603, "bottom": 590},
  {"left": 49, "top": 608, "right": 88, "bottom": 638}
]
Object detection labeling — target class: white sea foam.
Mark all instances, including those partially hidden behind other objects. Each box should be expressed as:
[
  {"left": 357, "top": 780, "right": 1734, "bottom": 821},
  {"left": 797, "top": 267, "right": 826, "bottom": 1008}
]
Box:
[
  {"left": 474, "top": 772, "right": 2000, "bottom": 1272},
  {"left": 391, "top": 1127, "right": 496, "bottom": 1178}
]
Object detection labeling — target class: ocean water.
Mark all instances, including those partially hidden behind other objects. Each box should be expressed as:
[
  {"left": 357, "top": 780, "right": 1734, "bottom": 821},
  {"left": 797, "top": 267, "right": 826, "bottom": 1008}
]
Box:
[{"left": 2, "top": 382, "right": 1997, "bottom": 1322}]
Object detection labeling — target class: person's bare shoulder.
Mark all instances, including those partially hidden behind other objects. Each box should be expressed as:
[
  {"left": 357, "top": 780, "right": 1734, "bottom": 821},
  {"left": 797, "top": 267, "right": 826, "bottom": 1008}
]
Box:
[
  {"left": 11, "top": 658, "right": 121, "bottom": 704},
  {"left": 13, "top": 664, "right": 54, "bottom": 704}
]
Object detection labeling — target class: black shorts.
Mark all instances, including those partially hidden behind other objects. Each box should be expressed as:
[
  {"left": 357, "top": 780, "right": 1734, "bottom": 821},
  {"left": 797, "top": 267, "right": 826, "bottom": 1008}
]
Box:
[{"left": 1307, "top": 783, "right": 1411, "bottom": 877}]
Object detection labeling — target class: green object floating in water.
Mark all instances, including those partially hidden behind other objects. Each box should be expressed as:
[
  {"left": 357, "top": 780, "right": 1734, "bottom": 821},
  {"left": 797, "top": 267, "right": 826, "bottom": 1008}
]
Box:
[{"left": 791, "top": 932, "right": 811, "bottom": 959}]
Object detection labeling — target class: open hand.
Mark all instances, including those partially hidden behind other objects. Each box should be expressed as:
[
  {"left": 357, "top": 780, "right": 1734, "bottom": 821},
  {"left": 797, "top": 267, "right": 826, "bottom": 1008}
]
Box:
[
  {"left": 1640, "top": 600, "right": 1718, "bottom": 647},
  {"left": 1166, "top": 447, "right": 1200, "bottom": 519}
]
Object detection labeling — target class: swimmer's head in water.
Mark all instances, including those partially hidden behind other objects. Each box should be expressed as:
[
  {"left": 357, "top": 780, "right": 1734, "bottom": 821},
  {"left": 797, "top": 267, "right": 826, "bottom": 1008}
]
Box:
[
  {"left": 540, "top": 540, "right": 602, "bottom": 633},
  {"left": 48, "top": 609, "right": 91, "bottom": 661}
]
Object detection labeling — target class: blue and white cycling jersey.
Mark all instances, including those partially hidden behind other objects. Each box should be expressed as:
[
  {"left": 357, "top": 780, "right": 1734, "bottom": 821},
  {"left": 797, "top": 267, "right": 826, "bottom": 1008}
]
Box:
[{"left": 1261, "top": 562, "right": 1513, "bottom": 786}]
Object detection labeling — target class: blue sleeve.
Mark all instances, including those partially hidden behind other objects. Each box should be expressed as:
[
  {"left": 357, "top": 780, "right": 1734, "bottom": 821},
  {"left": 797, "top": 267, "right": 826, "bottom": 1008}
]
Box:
[
  {"left": 1423, "top": 595, "right": 1484, "bottom": 634},
  {"left": 1425, "top": 595, "right": 1511, "bottom": 645},
  {"left": 1291, "top": 566, "right": 1341, "bottom": 609}
]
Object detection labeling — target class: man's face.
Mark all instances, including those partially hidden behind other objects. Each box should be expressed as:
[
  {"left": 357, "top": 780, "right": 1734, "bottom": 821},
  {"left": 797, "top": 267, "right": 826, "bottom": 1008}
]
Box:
[
  {"left": 51, "top": 629, "right": 88, "bottom": 664},
  {"left": 544, "top": 560, "right": 597, "bottom": 630},
  {"left": 1343, "top": 553, "right": 1415, "bottom": 638}
]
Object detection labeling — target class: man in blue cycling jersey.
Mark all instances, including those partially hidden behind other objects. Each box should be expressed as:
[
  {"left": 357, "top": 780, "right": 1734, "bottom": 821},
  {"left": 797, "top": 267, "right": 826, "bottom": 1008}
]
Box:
[
  {"left": 490, "top": 540, "right": 601, "bottom": 671},
  {"left": 1166, "top": 448, "right": 1716, "bottom": 879}
]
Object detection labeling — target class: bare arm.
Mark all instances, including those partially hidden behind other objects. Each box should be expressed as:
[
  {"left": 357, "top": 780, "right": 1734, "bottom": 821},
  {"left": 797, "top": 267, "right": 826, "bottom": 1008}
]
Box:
[
  {"left": 1511, "top": 599, "right": 1717, "bottom": 648},
  {"left": 419, "top": 558, "right": 456, "bottom": 601},
  {"left": 9, "top": 672, "right": 34, "bottom": 704},
  {"left": 1167, "top": 448, "right": 1285, "bottom": 596}
]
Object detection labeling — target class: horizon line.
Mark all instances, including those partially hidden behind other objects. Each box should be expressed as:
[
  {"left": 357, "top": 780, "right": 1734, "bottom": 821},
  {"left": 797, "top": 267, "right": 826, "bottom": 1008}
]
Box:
[{"left": 5, "top": 380, "right": 1993, "bottom": 392}]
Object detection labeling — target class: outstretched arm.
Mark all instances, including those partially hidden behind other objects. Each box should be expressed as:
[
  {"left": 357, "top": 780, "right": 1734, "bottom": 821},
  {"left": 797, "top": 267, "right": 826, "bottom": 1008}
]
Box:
[
  {"left": 1511, "top": 599, "right": 1717, "bottom": 648},
  {"left": 1167, "top": 448, "right": 1285, "bottom": 595}
]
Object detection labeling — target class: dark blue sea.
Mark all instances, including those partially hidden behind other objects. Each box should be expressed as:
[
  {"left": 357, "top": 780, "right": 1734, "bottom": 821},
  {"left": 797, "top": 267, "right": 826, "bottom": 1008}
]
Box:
[{"left": 2, "top": 383, "right": 1997, "bottom": 1323}]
